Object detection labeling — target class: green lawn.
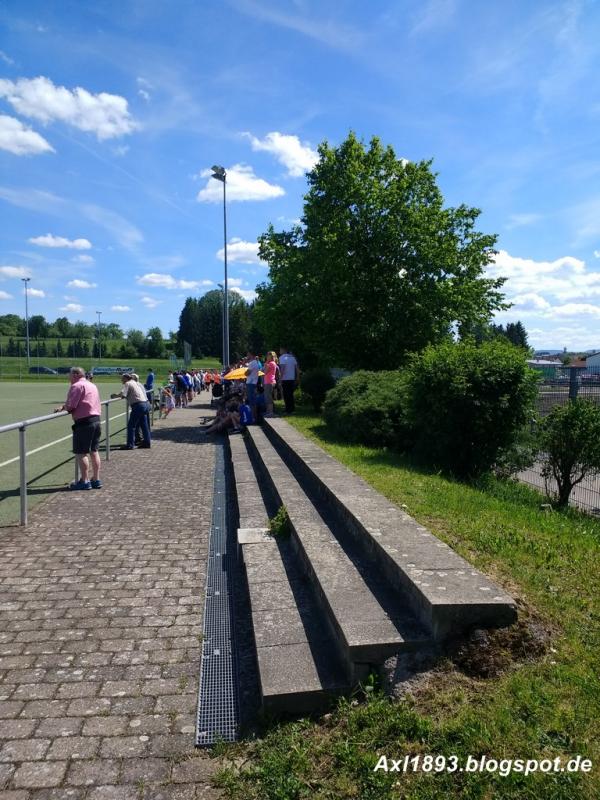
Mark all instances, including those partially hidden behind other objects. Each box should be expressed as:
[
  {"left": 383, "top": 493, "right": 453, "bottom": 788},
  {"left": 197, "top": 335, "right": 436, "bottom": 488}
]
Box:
[
  {"left": 0, "top": 354, "right": 220, "bottom": 381},
  {"left": 217, "top": 407, "right": 600, "bottom": 800},
  {"left": 0, "top": 381, "right": 126, "bottom": 527}
]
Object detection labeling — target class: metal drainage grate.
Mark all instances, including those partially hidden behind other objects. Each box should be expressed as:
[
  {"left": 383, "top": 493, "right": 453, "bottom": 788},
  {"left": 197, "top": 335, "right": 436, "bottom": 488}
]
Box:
[{"left": 196, "top": 440, "right": 239, "bottom": 746}]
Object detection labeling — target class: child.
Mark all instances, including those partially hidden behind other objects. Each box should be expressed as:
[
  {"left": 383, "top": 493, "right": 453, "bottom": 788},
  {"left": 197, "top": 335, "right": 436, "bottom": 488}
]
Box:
[
  {"left": 237, "top": 397, "right": 253, "bottom": 429},
  {"left": 161, "top": 387, "right": 175, "bottom": 418}
]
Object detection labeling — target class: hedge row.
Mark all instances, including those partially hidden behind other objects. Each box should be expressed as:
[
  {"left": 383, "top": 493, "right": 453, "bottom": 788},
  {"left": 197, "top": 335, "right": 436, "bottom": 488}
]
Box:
[{"left": 320, "top": 340, "right": 540, "bottom": 478}]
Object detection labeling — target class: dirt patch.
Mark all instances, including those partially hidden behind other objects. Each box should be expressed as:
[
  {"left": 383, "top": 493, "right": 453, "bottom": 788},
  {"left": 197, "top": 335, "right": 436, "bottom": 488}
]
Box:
[{"left": 383, "top": 598, "right": 555, "bottom": 701}]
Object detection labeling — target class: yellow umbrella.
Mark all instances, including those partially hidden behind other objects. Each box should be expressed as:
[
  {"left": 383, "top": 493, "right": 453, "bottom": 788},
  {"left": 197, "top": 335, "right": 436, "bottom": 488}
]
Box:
[{"left": 224, "top": 367, "right": 264, "bottom": 380}]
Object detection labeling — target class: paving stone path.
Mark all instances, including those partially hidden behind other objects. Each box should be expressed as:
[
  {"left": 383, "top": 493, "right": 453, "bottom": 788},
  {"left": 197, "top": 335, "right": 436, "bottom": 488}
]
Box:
[{"left": 0, "top": 396, "right": 224, "bottom": 800}]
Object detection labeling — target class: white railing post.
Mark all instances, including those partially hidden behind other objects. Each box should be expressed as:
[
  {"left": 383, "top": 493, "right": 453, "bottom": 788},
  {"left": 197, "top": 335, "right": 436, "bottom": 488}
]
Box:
[
  {"left": 105, "top": 401, "right": 110, "bottom": 461},
  {"left": 19, "top": 425, "right": 27, "bottom": 526}
]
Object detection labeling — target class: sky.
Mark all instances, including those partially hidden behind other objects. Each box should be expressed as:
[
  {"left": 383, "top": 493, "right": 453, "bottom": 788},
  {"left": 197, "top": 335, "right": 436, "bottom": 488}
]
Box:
[{"left": 0, "top": 0, "right": 599, "bottom": 351}]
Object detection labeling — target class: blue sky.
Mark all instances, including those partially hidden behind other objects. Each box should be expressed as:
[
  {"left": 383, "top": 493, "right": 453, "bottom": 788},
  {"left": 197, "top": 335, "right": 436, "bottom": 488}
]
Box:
[{"left": 1, "top": 0, "right": 599, "bottom": 350}]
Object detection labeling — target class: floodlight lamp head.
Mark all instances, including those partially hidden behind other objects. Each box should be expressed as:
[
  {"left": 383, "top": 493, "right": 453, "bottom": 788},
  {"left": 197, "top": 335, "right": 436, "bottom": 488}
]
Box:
[{"left": 211, "top": 165, "right": 226, "bottom": 181}]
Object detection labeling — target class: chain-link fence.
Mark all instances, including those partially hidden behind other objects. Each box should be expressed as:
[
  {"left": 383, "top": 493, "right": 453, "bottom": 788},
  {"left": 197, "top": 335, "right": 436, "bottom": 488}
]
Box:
[{"left": 519, "top": 364, "right": 600, "bottom": 514}]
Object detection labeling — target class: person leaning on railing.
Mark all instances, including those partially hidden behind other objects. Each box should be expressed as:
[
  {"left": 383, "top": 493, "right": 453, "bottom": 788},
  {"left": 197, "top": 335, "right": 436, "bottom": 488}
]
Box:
[
  {"left": 111, "top": 372, "right": 152, "bottom": 450},
  {"left": 54, "top": 366, "right": 103, "bottom": 490}
]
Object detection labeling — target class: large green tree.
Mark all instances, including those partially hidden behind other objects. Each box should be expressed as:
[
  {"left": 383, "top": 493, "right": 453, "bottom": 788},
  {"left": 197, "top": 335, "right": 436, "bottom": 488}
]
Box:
[
  {"left": 177, "top": 290, "right": 252, "bottom": 363},
  {"left": 254, "top": 133, "right": 507, "bottom": 369}
]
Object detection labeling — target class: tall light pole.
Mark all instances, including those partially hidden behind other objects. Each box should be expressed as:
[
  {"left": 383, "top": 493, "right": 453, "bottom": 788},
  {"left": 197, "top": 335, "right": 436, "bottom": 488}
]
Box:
[
  {"left": 22, "top": 277, "right": 31, "bottom": 367},
  {"left": 211, "top": 165, "right": 229, "bottom": 368},
  {"left": 217, "top": 283, "right": 225, "bottom": 369},
  {"left": 96, "top": 311, "right": 102, "bottom": 361}
]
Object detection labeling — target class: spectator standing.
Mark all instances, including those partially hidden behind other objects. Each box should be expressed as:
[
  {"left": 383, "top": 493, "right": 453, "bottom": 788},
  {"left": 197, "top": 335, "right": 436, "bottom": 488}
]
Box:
[
  {"left": 144, "top": 368, "right": 155, "bottom": 406},
  {"left": 244, "top": 350, "right": 261, "bottom": 422},
  {"left": 54, "top": 366, "right": 102, "bottom": 490},
  {"left": 263, "top": 351, "right": 279, "bottom": 417},
  {"left": 279, "top": 346, "right": 300, "bottom": 414},
  {"left": 111, "top": 372, "right": 152, "bottom": 449}
]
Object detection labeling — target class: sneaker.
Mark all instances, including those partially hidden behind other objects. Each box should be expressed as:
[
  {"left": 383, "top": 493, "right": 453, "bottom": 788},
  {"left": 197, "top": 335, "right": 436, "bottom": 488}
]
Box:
[
  {"left": 69, "top": 479, "right": 91, "bottom": 491},
  {"left": 90, "top": 479, "right": 102, "bottom": 489}
]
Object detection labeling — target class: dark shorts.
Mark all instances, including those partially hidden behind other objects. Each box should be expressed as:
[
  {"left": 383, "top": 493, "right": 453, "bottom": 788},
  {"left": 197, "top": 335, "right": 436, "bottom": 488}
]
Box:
[{"left": 72, "top": 416, "right": 101, "bottom": 454}]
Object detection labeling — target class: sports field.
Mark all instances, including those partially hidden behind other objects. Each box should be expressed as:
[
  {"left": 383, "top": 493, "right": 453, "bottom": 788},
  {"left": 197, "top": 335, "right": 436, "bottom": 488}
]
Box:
[{"left": 0, "top": 380, "right": 127, "bottom": 527}]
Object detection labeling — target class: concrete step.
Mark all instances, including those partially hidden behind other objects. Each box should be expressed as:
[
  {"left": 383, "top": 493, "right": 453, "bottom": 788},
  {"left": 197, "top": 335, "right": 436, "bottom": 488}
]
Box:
[
  {"left": 245, "top": 427, "right": 432, "bottom": 682},
  {"left": 228, "top": 433, "right": 346, "bottom": 712},
  {"left": 262, "top": 418, "right": 517, "bottom": 640}
]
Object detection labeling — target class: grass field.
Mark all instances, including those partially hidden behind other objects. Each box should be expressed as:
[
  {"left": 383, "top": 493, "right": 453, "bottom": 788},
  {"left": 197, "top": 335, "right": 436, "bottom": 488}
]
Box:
[
  {"left": 217, "top": 408, "right": 600, "bottom": 800},
  {"left": 0, "top": 355, "right": 221, "bottom": 381},
  {"left": 0, "top": 380, "right": 127, "bottom": 527}
]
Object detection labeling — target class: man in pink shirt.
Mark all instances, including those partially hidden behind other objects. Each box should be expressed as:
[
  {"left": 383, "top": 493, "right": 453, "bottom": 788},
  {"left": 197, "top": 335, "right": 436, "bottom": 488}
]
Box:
[{"left": 55, "top": 366, "right": 102, "bottom": 490}]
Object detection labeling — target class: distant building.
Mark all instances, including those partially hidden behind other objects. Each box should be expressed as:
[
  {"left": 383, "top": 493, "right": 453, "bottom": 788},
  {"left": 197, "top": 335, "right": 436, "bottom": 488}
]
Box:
[{"left": 585, "top": 352, "right": 600, "bottom": 368}]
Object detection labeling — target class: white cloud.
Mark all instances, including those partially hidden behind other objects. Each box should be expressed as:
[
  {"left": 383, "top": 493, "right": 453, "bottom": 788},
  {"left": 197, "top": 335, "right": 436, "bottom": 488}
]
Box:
[
  {"left": 197, "top": 164, "right": 284, "bottom": 203},
  {"left": 0, "top": 76, "right": 137, "bottom": 140},
  {"left": 489, "top": 250, "right": 600, "bottom": 335},
  {"left": 111, "top": 305, "right": 130, "bottom": 312},
  {"left": 27, "top": 288, "right": 45, "bottom": 298},
  {"left": 547, "top": 303, "right": 600, "bottom": 318},
  {"left": 29, "top": 234, "right": 92, "bottom": 249},
  {"left": 138, "top": 90, "right": 150, "bottom": 102},
  {"left": 509, "top": 293, "right": 551, "bottom": 311},
  {"left": 141, "top": 296, "right": 161, "bottom": 308},
  {"left": 60, "top": 303, "right": 83, "bottom": 313},
  {"left": 0, "top": 51, "right": 14, "bottom": 65},
  {"left": 73, "top": 254, "right": 94, "bottom": 264},
  {"left": 243, "top": 131, "right": 318, "bottom": 177},
  {"left": 0, "top": 114, "right": 54, "bottom": 155},
  {"left": 136, "top": 273, "right": 202, "bottom": 290},
  {"left": 216, "top": 238, "right": 265, "bottom": 264},
  {"left": 67, "top": 279, "right": 97, "bottom": 289},
  {"left": 230, "top": 286, "right": 257, "bottom": 302},
  {"left": 0, "top": 290, "right": 13, "bottom": 300},
  {"left": 0, "top": 265, "right": 32, "bottom": 279},
  {"left": 594, "top": 250, "right": 600, "bottom": 258}
]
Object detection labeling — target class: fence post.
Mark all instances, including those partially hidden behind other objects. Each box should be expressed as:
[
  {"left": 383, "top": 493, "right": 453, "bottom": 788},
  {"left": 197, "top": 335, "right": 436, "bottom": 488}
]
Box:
[
  {"left": 569, "top": 366, "right": 579, "bottom": 401},
  {"left": 19, "top": 425, "right": 27, "bottom": 526},
  {"left": 105, "top": 402, "right": 110, "bottom": 461}
]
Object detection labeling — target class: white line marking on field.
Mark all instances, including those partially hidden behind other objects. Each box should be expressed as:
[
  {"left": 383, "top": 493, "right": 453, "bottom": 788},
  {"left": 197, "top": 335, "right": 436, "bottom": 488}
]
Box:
[{"left": 0, "top": 412, "right": 127, "bottom": 469}]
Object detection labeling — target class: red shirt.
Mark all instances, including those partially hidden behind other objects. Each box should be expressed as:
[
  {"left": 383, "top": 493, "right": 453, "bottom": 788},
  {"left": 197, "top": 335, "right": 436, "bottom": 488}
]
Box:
[{"left": 65, "top": 378, "right": 101, "bottom": 420}]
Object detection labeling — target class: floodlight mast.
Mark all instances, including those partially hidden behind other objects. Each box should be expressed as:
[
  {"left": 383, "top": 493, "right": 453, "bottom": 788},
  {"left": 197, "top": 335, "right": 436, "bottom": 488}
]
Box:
[{"left": 211, "top": 165, "right": 229, "bottom": 368}]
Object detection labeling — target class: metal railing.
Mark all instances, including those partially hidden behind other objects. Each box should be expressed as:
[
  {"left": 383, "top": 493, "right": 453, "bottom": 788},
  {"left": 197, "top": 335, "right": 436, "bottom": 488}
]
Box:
[{"left": 0, "top": 398, "right": 128, "bottom": 526}]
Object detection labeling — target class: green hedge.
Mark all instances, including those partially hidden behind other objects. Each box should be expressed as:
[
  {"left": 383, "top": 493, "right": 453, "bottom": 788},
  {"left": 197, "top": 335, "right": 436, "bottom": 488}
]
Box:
[
  {"left": 322, "top": 370, "right": 411, "bottom": 448},
  {"left": 406, "top": 340, "right": 539, "bottom": 477},
  {"left": 321, "top": 341, "right": 539, "bottom": 478}
]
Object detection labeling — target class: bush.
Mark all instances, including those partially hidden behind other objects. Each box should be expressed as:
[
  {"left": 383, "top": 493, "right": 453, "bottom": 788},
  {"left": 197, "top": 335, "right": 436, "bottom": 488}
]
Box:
[
  {"left": 405, "top": 340, "right": 539, "bottom": 478},
  {"left": 322, "top": 370, "right": 411, "bottom": 448},
  {"left": 300, "top": 368, "right": 336, "bottom": 411},
  {"left": 539, "top": 399, "right": 600, "bottom": 508}
]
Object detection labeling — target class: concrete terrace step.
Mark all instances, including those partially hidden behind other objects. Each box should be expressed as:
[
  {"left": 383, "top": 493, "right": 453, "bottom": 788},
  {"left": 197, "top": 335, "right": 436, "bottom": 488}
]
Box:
[
  {"left": 245, "top": 427, "right": 431, "bottom": 682},
  {"left": 263, "top": 418, "right": 517, "bottom": 640},
  {"left": 228, "top": 433, "right": 345, "bottom": 712}
]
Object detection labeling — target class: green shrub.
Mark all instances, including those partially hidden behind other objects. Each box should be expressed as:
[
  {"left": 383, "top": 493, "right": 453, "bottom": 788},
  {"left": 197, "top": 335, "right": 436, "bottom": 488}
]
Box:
[
  {"left": 299, "top": 367, "right": 336, "bottom": 411},
  {"left": 539, "top": 399, "right": 600, "bottom": 508},
  {"left": 406, "top": 340, "right": 539, "bottom": 478},
  {"left": 322, "top": 370, "right": 411, "bottom": 448},
  {"left": 269, "top": 505, "right": 291, "bottom": 537}
]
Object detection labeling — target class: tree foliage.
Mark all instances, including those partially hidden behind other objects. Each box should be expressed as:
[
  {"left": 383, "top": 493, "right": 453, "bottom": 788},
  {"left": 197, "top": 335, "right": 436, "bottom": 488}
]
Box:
[
  {"left": 254, "top": 132, "right": 506, "bottom": 369},
  {"left": 539, "top": 400, "right": 600, "bottom": 508},
  {"left": 177, "top": 290, "right": 255, "bottom": 363},
  {"left": 406, "top": 339, "right": 539, "bottom": 478}
]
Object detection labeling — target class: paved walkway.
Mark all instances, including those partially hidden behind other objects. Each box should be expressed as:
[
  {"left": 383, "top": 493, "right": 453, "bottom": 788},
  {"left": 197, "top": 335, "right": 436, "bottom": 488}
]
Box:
[{"left": 0, "top": 395, "right": 223, "bottom": 800}]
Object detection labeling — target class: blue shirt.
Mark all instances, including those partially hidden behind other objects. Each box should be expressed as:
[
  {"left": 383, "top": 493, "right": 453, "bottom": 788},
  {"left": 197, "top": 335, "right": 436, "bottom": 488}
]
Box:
[{"left": 239, "top": 404, "right": 252, "bottom": 425}]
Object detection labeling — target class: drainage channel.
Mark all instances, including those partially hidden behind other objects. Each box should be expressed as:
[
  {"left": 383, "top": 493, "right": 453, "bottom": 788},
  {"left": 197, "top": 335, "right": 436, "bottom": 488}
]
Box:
[{"left": 196, "top": 439, "right": 240, "bottom": 746}]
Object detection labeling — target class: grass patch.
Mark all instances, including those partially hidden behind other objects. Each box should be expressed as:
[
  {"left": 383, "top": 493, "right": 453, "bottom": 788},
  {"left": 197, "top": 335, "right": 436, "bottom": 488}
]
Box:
[{"left": 217, "top": 406, "right": 600, "bottom": 799}]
